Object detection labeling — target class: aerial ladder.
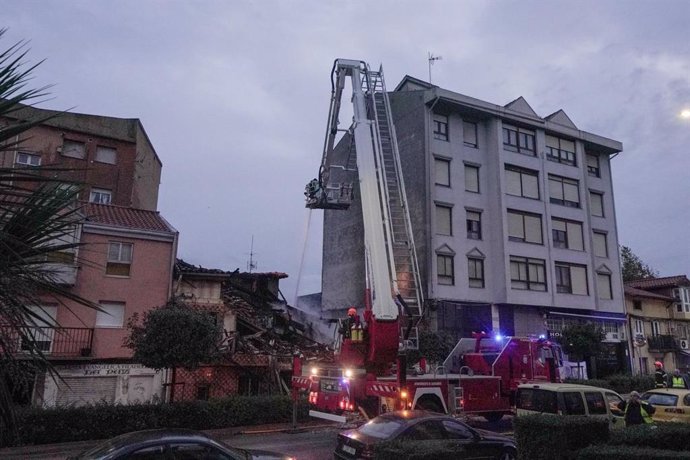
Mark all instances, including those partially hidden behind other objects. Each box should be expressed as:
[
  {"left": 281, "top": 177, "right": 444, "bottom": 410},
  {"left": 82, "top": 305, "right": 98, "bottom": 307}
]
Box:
[{"left": 305, "top": 59, "right": 424, "bottom": 371}]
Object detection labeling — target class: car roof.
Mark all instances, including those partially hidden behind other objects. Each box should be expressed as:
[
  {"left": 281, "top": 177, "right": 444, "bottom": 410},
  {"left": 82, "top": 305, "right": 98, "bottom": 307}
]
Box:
[
  {"left": 644, "top": 388, "right": 690, "bottom": 395},
  {"left": 100, "top": 429, "right": 213, "bottom": 448},
  {"left": 517, "top": 383, "right": 617, "bottom": 392},
  {"left": 375, "top": 410, "right": 447, "bottom": 422}
]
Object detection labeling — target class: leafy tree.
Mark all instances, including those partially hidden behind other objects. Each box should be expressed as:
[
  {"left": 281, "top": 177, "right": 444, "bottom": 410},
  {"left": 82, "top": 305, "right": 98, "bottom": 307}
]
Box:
[
  {"left": 560, "top": 323, "right": 604, "bottom": 379},
  {"left": 124, "top": 298, "right": 223, "bottom": 371},
  {"left": 620, "top": 245, "right": 658, "bottom": 282},
  {"left": 0, "top": 29, "right": 94, "bottom": 436}
]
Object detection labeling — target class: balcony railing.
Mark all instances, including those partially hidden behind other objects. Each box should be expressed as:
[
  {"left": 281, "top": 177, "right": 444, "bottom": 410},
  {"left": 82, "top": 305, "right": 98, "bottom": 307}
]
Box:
[
  {"left": 0, "top": 326, "right": 93, "bottom": 358},
  {"left": 647, "top": 334, "right": 678, "bottom": 352}
]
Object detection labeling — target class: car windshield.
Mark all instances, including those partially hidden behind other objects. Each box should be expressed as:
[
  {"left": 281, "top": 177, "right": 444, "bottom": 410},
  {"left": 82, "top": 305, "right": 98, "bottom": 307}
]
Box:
[
  {"left": 642, "top": 393, "right": 678, "bottom": 406},
  {"left": 359, "top": 417, "right": 405, "bottom": 439}
]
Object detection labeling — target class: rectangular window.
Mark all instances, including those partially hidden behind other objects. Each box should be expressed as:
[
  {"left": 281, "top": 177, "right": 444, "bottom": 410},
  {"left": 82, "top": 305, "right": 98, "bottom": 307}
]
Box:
[
  {"left": 652, "top": 321, "right": 660, "bottom": 337},
  {"left": 505, "top": 165, "right": 539, "bottom": 200},
  {"left": 597, "top": 273, "right": 612, "bottom": 299},
  {"left": 634, "top": 319, "right": 644, "bottom": 334},
  {"left": 551, "top": 218, "right": 583, "bottom": 250},
  {"left": 463, "top": 121, "right": 478, "bottom": 147},
  {"left": 433, "top": 114, "right": 449, "bottom": 141},
  {"left": 545, "top": 135, "right": 577, "bottom": 166},
  {"left": 502, "top": 124, "right": 535, "bottom": 155},
  {"left": 590, "top": 191, "right": 604, "bottom": 217},
  {"left": 435, "top": 204, "right": 452, "bottom": 236},
  {"left": 510, "top": 256, "right": 546, "bottom": 291},
  {"left": 593, "top": 231, "right": 608, "bottom": 257},
  {"left": 508, "top": 210, "right": 543, "bottom": 244},
  {"left": 633, "top": 300, "right": 642, "bottom": 310},
  {"left": 435, "top": 157, "right": 451, "bottom": 187},
  {"left": 587, "top": 154, "right": 600, "bottom": 177},
  {"left": 437, "top": 254, "right": 454, "bottom": 286},
  {"left": 465, "top": 165, "right": 479, "bottom": 193},
  {"left": 466, "top": 210, "right": 482, "bottom": 240},
  {"left": 549, "top": 175, "right": 580, "bottom": 208},
  {"left": 96, "top": 302, "right": 125, "bottom": 328},
  {"left": 106, "top": 242, "right": 133, "bottom": 276},
  {"left": 89, "top": 188, "right": 112, "bottom": 204},
  {"left": 468, "top": 258, "right": 485, "bottom": 288},
  {"left": 62, "top": 140, "right": 86, "bottom": 159},
  {"left": 95, "top": 146, "right": 117, "bottom": 164},
  {"left": 16, "top": 151, "right": 41, "bottom": 166},
  {"left": 555, "top": 262, "right": 588, "bottom": 295}
]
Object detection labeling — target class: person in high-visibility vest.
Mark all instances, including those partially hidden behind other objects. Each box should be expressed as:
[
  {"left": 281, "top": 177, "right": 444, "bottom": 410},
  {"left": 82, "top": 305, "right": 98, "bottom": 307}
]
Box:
[
  {"left": 617, "top": 391, "right": 655, "bottom": 427},
  {"left": 670, "top": 369, "right": 689, "bottom": 389}
]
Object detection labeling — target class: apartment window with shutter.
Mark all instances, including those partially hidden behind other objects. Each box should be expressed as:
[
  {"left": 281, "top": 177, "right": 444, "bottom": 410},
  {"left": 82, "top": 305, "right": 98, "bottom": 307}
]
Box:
[
  {"left": 96, "top": 302, "right": 125, "bottom": 328},
  {"left": 95, "top": 146, "right": 117, "bottom": 164},
  {"left": 463, "top": 121, "right": 478, "bottom": 147},
  {"left": 549, "top": 175, "right": 580, "bottom": 208},
  {"left": 545, "top": 135, "right": 576, "bottom": 166},
  {"left": 510, "top": 256, "right": 546, "bottom": 291},
  {"left": 590, "top": 191, "right": 604, "bottom": 217},
  {"left": 435, "top": 204, "right": 452, "bottom": 236},
  {"left": 555, "top": 262, "right": 588, "bottom": 295},
  {"left": 437, "top": 254, "right": 455, "bottom": 286},
  {"left": 593, "top": 231, "right": 608, "bottom": 257},
  {"left": 433, "top": 114, "right": 449, "bottom": 141},
  {"left": 468, "top": 257, "right": 485, "bottom": 288},
  {"left": 62, "top": 140, "right": 86, "bottom": 159},
  {"left": 505, "top": 165, "right": 539, "bottom": 200},
  {"left": 435, "top": 157, "right": 451, "bottom": 187},
  {"left": 502, "top": 125, "right": 535, "bottom": 155},
  {"left": 551, "top": 218, "right": 583, "bottom": 250},
  {"left": 466, "top": 210, "right": 482, "bottom": 240},
  {"left": 597, "top": 273, "right": 612, "bottom": 299},
  {"left": 508, "top": 210, "right": 543, "bottom": 244},
  {"left": 587, "top": 154, "right": 600, "bottom": 177},
  {"left": 465, "top": 165, "right": 479, "bottom": 193},
  {"left": 106, "top": 242, "right": 133, "bottom": 276}
]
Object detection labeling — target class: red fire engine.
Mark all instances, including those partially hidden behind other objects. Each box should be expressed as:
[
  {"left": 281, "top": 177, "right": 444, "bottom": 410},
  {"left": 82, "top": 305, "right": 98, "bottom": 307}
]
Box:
[{"left": 293, "top": 59, "right": 562, "bottom": 422}]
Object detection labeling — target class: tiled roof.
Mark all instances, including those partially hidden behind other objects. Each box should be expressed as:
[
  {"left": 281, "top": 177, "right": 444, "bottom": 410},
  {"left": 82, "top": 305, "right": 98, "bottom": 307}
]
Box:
[
  {"left": 625, "top": 275, "right": 690, "bottom": 290},
  {"left": 624, "top": 286, "right": 674, "bottom": 301},
  {"left": 175, "top": 259, "right": 237, "bottom": 276},
  {"left": 83, "top": 202, "right": 176, "bottom": 233}
]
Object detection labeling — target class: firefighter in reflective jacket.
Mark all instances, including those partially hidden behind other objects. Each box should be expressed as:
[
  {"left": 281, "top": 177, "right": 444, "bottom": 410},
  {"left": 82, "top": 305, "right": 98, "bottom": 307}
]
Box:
[
  {"left": 655, "top": 361, "right": 667, "bottom": 388},
  {"left": 670, "top": 369, "right": 689, "bottom": 389},
  {"left": 617, "top": 391, "right": 655, "bottom": 427}
]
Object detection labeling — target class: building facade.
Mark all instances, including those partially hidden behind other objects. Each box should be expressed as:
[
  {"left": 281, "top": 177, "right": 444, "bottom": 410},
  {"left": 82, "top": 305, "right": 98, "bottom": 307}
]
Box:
[
  {"left": 321, "top": 75, "right": 627, "bottom": 374},
  {"left": 625, "top": 276, "right": 690, "bottom": 375}
]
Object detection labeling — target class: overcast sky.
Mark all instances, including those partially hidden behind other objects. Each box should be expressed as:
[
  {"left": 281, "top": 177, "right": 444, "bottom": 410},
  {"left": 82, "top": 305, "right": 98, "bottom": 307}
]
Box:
[{"left": 4, "top": 1, "right": 689, "bottom": 302}]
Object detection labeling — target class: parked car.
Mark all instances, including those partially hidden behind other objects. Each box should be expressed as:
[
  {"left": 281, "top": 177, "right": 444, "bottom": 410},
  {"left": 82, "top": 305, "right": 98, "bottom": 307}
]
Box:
[
  {"left": 641, "top": 388, "right": 690, "bottom": 423},
  {"left": 69, "top": 428, "right": 295, "bottom": 460},
  {"left": 334, "top": 410, "right": 516, "bottom": 459},
  {"left": 516, "top": 383, "right": 626, "bottom": 429}
]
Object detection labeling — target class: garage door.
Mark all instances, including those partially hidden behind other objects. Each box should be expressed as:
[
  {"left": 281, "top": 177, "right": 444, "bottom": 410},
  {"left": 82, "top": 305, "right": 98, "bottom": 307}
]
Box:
[{"left": 56, "top": 377, "right": 117, "bottom": 407}]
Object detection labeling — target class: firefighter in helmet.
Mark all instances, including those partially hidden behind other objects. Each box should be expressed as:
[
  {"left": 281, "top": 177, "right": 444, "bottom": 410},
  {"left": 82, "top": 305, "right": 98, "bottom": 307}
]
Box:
[
  {"left": 654, "top": 361, "right": 667, "bottom": 388},
  {"left": 340, "top": 307, "right": 360, "bottom": 339}
]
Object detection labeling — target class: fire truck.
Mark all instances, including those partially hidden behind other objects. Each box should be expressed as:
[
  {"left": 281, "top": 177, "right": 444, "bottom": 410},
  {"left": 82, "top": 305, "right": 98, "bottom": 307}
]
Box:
[{"left": 292, "top": 59, "right": 563, "bottom": 422}]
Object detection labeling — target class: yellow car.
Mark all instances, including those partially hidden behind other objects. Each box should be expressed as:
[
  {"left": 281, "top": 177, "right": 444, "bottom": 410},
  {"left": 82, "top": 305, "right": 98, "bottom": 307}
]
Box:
[{"left": 641, "top": 388, "right": 690, "bottom": 423}]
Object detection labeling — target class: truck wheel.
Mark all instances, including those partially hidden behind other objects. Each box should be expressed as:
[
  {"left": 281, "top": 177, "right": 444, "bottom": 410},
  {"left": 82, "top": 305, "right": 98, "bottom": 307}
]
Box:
[
  {"left": 415, "top": 396, "right": 444, "bottom": 413},
  {"left": 484, "top": 412, "right": 504, "bottom": 423}
]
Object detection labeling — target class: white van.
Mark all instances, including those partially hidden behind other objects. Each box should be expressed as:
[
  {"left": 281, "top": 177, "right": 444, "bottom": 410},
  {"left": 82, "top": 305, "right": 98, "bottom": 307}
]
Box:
[{"left": 515, "top": 383, "right": 626, "bottom": 429}]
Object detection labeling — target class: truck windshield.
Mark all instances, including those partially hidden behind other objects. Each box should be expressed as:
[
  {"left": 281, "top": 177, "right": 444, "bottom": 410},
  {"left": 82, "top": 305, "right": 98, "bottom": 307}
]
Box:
[{"left": 517, "top": 389, "right": 558, "bottom": 414}]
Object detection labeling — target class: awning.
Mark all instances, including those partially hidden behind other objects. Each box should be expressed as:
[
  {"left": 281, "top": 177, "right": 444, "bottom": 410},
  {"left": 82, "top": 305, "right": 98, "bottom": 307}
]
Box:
[{"left": 548, "top": 311, "right": 626, "bottom": 322}]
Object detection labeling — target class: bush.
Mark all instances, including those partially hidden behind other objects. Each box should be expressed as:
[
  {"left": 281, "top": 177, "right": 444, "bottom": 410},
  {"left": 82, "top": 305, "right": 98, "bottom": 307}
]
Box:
[
  {"left": 564, "top": 374, "right": 655, "bottom": 394},
  {"left": 1, "top": 395, "right": 310, "bottom": 448},
  {"left": 513, "top": 414, "right": 609, "bottom": 460},
  {"left": 577, "top": 445, "right": 690, "bottom": 459},
  {"left": 608, "top": 423, "right": 690, "bottom": 451}
]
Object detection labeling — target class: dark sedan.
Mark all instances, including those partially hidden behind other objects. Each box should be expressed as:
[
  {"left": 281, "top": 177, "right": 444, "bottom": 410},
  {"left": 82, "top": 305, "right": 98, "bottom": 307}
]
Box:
[
  {"left": 334, "top": 410, "right": 516, "bottom": 460},
  {"left": 70, "top": 428, "right": 295, "bottom": 460}
]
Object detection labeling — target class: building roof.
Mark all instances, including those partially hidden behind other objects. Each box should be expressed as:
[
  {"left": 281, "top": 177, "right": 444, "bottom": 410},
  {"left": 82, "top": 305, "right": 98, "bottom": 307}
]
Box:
[
  {"left": 625, "top": 276, "right": 690, "bottom": 290},
  {"left": 83, "top": 202, "right": 176, "bottom": 233},
  {"left": 624, "top": 285, "right": 674, "bottom": 301},
  {"left": 174, "top": 259, "right": 287, "bottom": 280}
]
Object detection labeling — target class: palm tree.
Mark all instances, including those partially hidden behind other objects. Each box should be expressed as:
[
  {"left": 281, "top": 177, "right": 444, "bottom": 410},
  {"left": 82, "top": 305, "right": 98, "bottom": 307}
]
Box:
[{"left": 0, "top": 28, "right": 96, "bottom": 438}]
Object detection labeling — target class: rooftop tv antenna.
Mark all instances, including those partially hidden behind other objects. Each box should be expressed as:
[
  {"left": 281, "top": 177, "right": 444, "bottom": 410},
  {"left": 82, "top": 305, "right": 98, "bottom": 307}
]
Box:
[
  {"left": 247, "top": 235, "right": 257, "bottom": 273},
  {"left": 428, "top": 52, "right": 442, "bottom": 84}
]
